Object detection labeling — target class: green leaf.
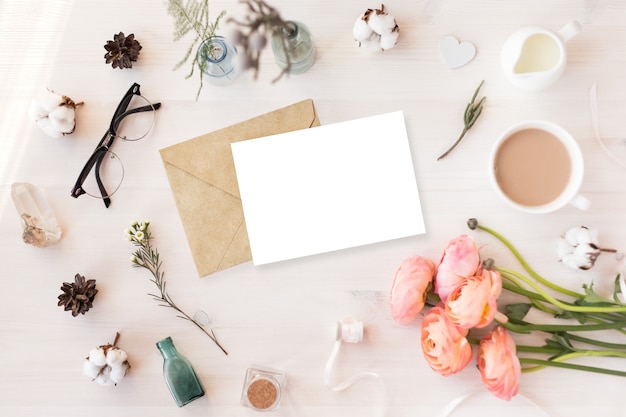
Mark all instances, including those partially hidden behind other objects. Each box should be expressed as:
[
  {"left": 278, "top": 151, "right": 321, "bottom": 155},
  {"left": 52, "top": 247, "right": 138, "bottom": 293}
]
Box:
[
  {"left": 613, "top": 274, "right": 624, "bottom": 303},
  {"left": 576, "top": 283, "right": 619, "bottom": 307},
  {"left": 506, "top": 303, "right": 532, "bottom": 321}
]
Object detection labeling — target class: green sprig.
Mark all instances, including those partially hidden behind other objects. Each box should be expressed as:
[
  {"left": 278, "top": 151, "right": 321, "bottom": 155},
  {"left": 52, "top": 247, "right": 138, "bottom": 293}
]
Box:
[
  {"left": 437, "top": 80, "right": 486, "bottom": 160},
  {"left": 126, "top": 221, "right": 228, "bottom": 355},
  {"left": 167, "top": 0, "right": 226, "bottom": 100}
]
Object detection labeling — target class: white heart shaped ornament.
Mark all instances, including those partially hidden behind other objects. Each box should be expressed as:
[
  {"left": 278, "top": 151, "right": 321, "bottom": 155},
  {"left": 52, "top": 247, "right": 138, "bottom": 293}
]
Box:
[{"left": 440, "top": 35, "right": 476, "bottom": 69}]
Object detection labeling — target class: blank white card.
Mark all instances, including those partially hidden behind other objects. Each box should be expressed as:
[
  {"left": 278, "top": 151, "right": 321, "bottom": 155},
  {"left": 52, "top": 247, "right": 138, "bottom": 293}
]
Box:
[{"left": 231, "top": 110, "right": 425, "bottom": 265}]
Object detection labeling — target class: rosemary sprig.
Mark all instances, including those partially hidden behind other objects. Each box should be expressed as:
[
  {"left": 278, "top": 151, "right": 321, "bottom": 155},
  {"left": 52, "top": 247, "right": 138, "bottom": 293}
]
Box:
[
  {"left": 437, "top": 80, "right": 486, "bottom": 160},
  {"left": 125, "top": 221, "right": 228, "bottom": 355}
]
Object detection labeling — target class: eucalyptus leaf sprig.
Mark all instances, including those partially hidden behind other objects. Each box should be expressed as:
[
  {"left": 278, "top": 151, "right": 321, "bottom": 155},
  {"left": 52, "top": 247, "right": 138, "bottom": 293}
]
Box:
[
  {"left": 125, "top": 221, "right": 228, "bottom": 355},
  {"left": 167, "top": 0, "right": 227, "bottom": 100},
  {"left": 437, "top": 80, "right": 486, "bottom": 160}
]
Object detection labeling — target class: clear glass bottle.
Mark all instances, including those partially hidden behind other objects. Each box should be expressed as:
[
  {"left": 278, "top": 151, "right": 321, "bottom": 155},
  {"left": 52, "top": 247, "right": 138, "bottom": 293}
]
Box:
[
  {"left": 271, "top": 21, "right": 316, "bottom": 75},
  {"left": 156, "top": 336, "right": 205, "bottom": 407},
  {"left": 196, "top": 36, "right": 240, "bottom": 86}
]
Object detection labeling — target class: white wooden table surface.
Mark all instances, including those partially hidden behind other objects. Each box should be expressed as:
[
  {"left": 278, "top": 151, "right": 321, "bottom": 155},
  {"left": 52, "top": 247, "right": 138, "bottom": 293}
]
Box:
[{"left": 2, "top": 1, "right": 626, "bottom": 416}]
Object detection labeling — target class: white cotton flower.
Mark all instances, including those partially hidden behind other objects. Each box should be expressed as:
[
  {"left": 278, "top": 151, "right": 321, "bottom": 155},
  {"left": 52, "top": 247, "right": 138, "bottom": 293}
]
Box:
[
  {"left": 105, "top": 347, "right": 128, "bottom": 366},
  {"left": 109, "top": 362, "right": 130, "bottom": 384},
  {"left": 352, "top": 17, "right": 373, "bottom": 41},
  {"left": 353, "top": 5, "right": 399, "bottom": 51},
  {"left": 29, "top": 88, "right": 82, "bottom": 138},
  {"left": 88, "top": 347, "right": 107, "bottom": 367},
  {"left": 380, "top": 31, "right": 400, "bottom": 50},
  {"left": 557, "top": 226, "right": 603, "bottom": 270},
  {"left": 83, "top": 358, "right": 102, "bottom": 379},
  {"left": 93, "top": 365, "right": 114, "bottom": 386},
  {"left": 84, "top": 342, "right": 131, "bottom": 386}
]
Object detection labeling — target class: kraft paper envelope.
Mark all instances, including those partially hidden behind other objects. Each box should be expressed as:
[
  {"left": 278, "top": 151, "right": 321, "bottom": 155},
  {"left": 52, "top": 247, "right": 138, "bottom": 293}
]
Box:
[
  {"left": 231, "top": 110, "right": 425, "bottom": 266},
  {"left": 160, "top": 99, "right": 320, "bottom": 277}
]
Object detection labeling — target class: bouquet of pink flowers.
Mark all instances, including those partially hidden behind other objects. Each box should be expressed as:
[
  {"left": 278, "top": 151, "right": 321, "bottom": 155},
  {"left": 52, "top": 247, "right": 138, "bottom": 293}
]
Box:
[{"left": 390, "top": 218, "right": 626, "bottom": 401}]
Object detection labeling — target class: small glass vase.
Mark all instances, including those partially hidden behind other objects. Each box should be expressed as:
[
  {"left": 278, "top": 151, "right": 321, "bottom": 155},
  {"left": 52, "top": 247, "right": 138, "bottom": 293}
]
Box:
[
  {"left": 271, "top": 21, "right": 316, "bottom": 75},
  {"left": 196, "top": 36, "right": 239, "bottom": 86},
  {"left": 156, "top": 336, "right": 205, "bottom": 407}
]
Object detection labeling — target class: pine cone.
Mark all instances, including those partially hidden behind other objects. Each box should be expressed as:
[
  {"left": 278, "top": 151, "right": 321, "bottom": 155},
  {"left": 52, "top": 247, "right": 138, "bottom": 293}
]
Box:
[
  {"left": 104, "top": 32, "right": 142, "bottom": 69},
  {"left": 58, "top": 273, "right": 98, "bottom": 317}
]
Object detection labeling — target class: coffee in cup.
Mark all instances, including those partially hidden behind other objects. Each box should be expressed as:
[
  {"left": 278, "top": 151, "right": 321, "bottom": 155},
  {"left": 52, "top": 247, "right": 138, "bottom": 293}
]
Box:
[{"left": 488, "top": 120, "right": 589, "bottom": 214}]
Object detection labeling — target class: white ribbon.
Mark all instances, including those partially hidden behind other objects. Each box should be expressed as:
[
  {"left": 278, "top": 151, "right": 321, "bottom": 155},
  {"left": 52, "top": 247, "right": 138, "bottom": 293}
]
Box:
[
  {"left": 323, "top": 318, "right": 387, "bottom": 417},
  {"left": 589, "top": 83, "right": 626, "bottom": 169}
]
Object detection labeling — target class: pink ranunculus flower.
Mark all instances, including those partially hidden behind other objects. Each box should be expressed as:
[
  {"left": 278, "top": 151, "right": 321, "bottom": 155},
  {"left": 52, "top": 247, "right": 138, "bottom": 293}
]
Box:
[
  {"left": 478, "top": 326, "right": 521, "bottom": 401},
  {"left": 435, "top": 234, "right": 482, "bottom": 302},
  {"left": 390, "top": 256, "right": 436, "bottom": 325},
  {"left": 420, "top": 305, "right": 473, "bottom": 376},
  {"left": 444, "top": 268, "right": 503, "bottom": 329}
]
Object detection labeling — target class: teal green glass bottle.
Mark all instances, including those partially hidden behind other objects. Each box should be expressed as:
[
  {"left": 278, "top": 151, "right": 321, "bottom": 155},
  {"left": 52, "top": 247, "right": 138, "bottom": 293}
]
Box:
[{"left": 156, "top": 337, "right": 205, "bottom": 407}]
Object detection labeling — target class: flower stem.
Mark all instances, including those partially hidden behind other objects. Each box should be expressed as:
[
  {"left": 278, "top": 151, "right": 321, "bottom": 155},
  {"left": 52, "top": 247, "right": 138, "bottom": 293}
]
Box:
[
  {"left": 500, "top": 317, "right": 626, "bottom": 333},
  {"left": 499, "top": 267, "right": 626, "bottom": 313},
  {"left": 520, "top": 354, "right": 626, "bottom": 377},
  {"left": 470, "top": 220, "right": 583, "bottom": 298}
]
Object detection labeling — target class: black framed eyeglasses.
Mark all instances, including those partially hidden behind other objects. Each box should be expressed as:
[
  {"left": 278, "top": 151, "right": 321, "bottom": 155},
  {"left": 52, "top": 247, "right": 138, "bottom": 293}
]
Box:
[{"left": 70, "top": 83, "right": 161, "bottom": 207}]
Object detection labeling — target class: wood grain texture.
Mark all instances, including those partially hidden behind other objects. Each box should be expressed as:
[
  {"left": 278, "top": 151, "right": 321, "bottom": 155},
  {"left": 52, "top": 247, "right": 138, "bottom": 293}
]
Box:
[{"left": 2, "top": 1, "right": 626, "bottom": 416}]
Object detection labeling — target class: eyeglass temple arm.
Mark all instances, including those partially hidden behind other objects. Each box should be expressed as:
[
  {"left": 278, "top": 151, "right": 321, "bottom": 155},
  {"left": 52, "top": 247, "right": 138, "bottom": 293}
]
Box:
[
  {"left": 109, "top": 102, "right": 162, "bottom": 136},
  {"left": 94, "top": 153, "right": 112, "bottom": 208}
]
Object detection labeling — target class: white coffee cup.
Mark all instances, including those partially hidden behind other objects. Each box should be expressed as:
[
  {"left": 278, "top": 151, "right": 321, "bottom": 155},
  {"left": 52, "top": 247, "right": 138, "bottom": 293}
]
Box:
[
  {"left": 488, "top": 120, "right": 589, "bottom": 214},
  {"left": 501, "top": 20, "right": 582, "bottom": 91}
]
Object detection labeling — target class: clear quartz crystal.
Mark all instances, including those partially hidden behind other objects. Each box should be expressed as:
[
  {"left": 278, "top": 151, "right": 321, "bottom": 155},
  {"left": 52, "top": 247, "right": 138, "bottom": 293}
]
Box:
[{"left": 11, "top": 182, "right": 62, "bottom": 247}]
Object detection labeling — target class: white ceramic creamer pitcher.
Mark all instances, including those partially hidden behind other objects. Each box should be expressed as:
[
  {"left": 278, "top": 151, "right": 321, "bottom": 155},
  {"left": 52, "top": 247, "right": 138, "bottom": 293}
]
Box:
[{"left": 501, "top": 20, "right": 582, "bottom": 91}]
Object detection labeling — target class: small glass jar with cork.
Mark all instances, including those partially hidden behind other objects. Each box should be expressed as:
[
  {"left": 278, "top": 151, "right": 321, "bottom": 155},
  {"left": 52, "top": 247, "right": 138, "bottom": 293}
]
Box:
[{"left": 241, "top": 366, "right": 286, "bottom": 412}]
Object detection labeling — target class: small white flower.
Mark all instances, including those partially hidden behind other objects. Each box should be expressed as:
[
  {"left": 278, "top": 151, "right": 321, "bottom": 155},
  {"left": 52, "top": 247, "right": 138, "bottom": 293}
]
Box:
[
  {"left": 134, "top": 231, "right": 145, "bottom": 242},
  {"left": 353, "top": 5, "right": 399, "bottom": 51}
]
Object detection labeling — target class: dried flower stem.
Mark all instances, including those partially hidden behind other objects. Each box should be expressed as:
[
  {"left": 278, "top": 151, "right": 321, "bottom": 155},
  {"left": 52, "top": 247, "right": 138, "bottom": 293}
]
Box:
[
  {"left": 228, "top": 0, "right": 294, "bottom": 82},
  {"left": 127, "top": 222, "right": 227, "bottom": 355},
  {"left": 437, "top": 80, "right": 486, "bottom": 160}
]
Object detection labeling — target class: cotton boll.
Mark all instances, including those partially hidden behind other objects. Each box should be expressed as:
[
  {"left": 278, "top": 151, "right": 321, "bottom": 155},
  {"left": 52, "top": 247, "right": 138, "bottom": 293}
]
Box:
[
  {"left": 109, "top": 362, "right": 130, "bottom": 384},
  {"left": 35, "top": 118, "right": 64, "bottom": 139},
  {"left": 83, "top": 358, "right": 102, "bottom": 379},
  {"left": 38, "top": 89, "right": 65, "bottom": 112},
  {"left": 93, "top": 365, "right": 114, "bottom": 386},
  {"left": 30, "top": 88, "right": 82, "bottom": 138},
  {"left": 28, "top": 100, "right": 49, "bottom": 121},
  {"left": 106, "top": 347, "right": 128, "bottom": 366},
  {"left": 353, "top": 17, "right": 373, "bottom": 42},
  {"left": 368, "top": 13, "right": 397, "bottom": 34},
  {"left": 88, "top": 347, "right": 107, "bottom": 367},
  {"left": 380, "top": 31, "right": 399, "bottom": 50},
  {"left": 354, "top": 6, "right": 399, "bottom": 51},
  {"left": 48, "top": 106, "right": 76, "bottom": 134}
]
